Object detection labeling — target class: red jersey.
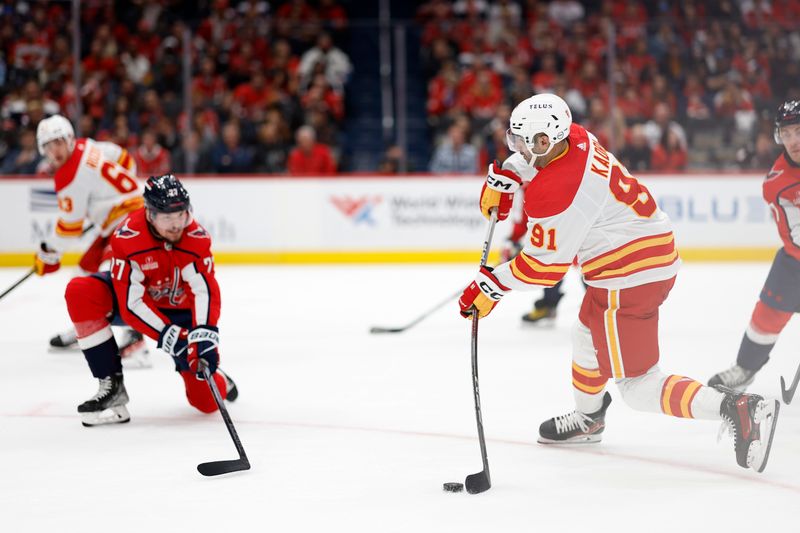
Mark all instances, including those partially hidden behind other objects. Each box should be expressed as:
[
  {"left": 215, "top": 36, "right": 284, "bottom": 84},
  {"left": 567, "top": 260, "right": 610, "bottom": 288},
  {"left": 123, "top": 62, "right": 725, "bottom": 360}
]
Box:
[
  {"left": 109, "top": 208, "right": 220, "bottom": 341},
  {"left": 764, "top": 152, "right": 800, "bottom": 260}
]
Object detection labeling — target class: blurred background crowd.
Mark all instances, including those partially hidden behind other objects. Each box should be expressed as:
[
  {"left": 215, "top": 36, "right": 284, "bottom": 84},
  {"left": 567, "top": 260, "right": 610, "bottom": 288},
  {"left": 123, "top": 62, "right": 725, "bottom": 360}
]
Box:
[{"left": 0, "top": 0, "right": 798, "bottom": 176}]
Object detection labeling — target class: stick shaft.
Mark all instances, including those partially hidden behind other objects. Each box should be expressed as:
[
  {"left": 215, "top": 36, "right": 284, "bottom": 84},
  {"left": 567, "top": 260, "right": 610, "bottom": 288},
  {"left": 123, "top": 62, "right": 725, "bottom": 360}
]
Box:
[{"left": 201, "top": 363, "right": 248, "bottom": 461}]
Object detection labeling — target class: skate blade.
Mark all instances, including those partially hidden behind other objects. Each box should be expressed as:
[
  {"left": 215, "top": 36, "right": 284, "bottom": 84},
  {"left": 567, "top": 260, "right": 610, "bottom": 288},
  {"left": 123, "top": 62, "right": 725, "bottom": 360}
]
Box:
[
  {"left": 748, "top": 400, "right": 780, "bottom": 473},
  {"left": 537, "top": 434, "right": 603, "bottom": 444},
  {"left": 80, "top": 405, "right": 131, "bottom": 427}
]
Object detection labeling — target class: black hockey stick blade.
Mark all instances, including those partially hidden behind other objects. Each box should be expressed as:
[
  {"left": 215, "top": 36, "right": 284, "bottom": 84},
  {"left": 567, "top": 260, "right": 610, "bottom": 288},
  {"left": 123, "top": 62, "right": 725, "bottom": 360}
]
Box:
[
  {"left": 780, "top": 374, "right": 800, "bottom": 404},
  {"left": 369, "top": 326, "right": 405, "bottom": 334},
  {"left": 197, "top": 458, "right": 251, "bottom": 477},
  {"left": 465, "top": 470, "right": 491, "bottom": 494}
]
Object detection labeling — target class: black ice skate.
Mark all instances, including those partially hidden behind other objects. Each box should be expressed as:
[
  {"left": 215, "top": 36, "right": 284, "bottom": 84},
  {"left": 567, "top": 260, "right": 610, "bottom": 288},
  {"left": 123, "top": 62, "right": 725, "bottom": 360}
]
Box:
[
  {"left": 521, "top": 304, "right": 557, "bottom": 326},
  {"left": 538, "top": 392, "right": 612, "bottom": 444},
  {"left": 119, "top": 329, "right": 152, "bottom": 369},
  {"left": 708, "top": 364, "right": 757, "bottom": 392},
  {"left": 716, "top": 386, "right": 779, "bottom": 473},
  {"left": 49, "top": 328, "right": 78, "bottom": 349},
  {"left": 77, "top": 373, "right": 130, "bottom": 427}
]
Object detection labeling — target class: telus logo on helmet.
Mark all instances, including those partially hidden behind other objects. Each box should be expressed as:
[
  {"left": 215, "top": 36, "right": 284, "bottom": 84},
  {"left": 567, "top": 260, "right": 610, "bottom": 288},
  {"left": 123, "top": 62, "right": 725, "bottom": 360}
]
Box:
[{"left": 530, "top": 104, "right": 553, "bottom": 109}]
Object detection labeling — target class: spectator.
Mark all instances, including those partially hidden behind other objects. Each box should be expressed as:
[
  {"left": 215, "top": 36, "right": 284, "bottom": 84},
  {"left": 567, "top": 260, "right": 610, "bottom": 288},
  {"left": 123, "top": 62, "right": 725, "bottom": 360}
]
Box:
[
  {"left": 287, "top": 125, "right": 336, "bottom": 175},
  {"left": 737, "top": 131, "right": 779, "bottom": 169},
  {"left": 172, "top": 130, "right": 213, "bottom": 174},
  {"left": 651, "top": 129, "right": 688, "bottom": 172},
  {"left": 429, "top": 123, "right": 479, "bottom": 174},
  {"left": 643, "top": 102, "right": 688, "bottom": 151},
  {"left": 619, "top": 124, "right": 651, "bottom": 172},
  {"left": 548, "top": 0, "right": 585, "bottom": 29},
  {"left": 254, "top": 121, "right": 289, "bottom": 173},
  {"left": 134, "top": 129, "right": 171, "bottom": 177},
  {"left": 211, "top": 122, "right": 255, "bottom": 174},
  {"left": 378, "top": 145, "right": 407, "bottom": 174},
  {"left": 297, "top": 32, "right": 352, "bottom": 92},
  {"left": 0, "top": 128, "right": 40, "bottom": 174}
]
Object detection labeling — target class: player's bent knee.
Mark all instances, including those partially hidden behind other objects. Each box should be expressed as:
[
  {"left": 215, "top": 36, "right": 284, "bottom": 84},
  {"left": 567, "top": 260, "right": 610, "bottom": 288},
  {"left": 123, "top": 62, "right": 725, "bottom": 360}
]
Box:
[
  {"left": 616, "top": 366, "right": 664, "bottom": 414},
  {"left": 65, "top": 276, "right": 114, "bottom": 322}
]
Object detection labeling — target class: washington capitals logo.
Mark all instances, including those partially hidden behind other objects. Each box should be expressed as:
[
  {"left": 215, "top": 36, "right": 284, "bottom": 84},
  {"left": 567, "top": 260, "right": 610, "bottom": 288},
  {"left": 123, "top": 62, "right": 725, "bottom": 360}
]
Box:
[
  {"left": 330, "top": 196, "right": 382, "bottom": 225},
  {"left": 187, "top": 227, "right": 210, "bottom": 239},
  {"left": 114, "top": 220, "right": 140, "bottom": 239}
]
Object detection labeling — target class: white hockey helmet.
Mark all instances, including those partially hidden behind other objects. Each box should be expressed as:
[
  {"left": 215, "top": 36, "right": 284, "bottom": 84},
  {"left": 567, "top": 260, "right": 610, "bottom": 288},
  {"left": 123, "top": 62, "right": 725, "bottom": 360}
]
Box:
[
  {"left": 506, "top": 93, "right": 572, "bottom": 158},
  {"left": 36, "top": 114, "right": 76, "bottom": 156}
]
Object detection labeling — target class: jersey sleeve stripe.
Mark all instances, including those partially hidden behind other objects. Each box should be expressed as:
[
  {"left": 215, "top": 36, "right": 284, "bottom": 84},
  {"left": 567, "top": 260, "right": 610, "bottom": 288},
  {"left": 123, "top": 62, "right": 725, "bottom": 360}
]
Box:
[
  {"left": 181, "top": 262, "right": 211, "bottom": 325},
  {"left": 56, "top": 218, "right": 85, "bottom": 237},
  {"left": 509, "top": 252, "right": 570, "bottom": 286},
  {"left": 117, "top": 149, "right": 133, "bottom": 170},
  {"left": 102, "top": 196, "right": 144, "bottom": 230},
  {"left": 127, "top": 261, "right": 166, "bottom": 336}
]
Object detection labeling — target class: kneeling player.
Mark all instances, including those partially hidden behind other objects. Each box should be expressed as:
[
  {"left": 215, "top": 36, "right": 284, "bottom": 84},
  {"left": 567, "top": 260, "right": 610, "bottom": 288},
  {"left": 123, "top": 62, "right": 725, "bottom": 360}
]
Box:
[{"left": 64, "top": 174, "right": 237, "bottom": 426}]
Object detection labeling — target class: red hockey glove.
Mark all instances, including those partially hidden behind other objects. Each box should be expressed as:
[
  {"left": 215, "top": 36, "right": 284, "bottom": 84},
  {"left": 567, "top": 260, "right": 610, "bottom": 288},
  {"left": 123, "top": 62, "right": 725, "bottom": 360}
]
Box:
[
  {"left": 479, "top": 161, "right": 522, "bottom": 221},
  {"left": 187, "top": 325, "right": 220, "bottom": 379},
  {"left": 158, "top": 324, "right": 189, "bottom": 357},
  {"left": 33, "top": 242, "right": 61, "bottom": 276},
  {"left": 458, "top": 266, "right": 510, "bottom": 319}
]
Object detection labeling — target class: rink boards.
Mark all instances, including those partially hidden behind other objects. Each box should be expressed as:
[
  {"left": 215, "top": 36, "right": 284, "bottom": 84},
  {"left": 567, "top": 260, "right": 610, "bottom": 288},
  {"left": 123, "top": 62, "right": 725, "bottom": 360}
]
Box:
[{"left": 0, "top": 173, "right": 781, "bottom": 265}]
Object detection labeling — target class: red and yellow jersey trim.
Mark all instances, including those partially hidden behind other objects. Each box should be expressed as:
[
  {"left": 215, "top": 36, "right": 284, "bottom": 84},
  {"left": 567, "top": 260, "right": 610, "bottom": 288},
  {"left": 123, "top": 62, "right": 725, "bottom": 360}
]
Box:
[
  {"left": 56, "top": 218, "right": 85, "bottom": 237},
  {"left": 510, "top": 252, "right": 570, "bottom": 286},
  {"left": 117, "top": 149, "right": 134, "bottom": 171},
  {"left": 572, "top": 362, "right": 608, "bottom": 394},
  {"left": 102, "top": 196, "right": 144, "bottom": 230},
  {"left": 660, "top": 375, "right": 702, "bottom": 418},
  {"left": 582, "top": 232, "right": 679, "bottom": 281}
]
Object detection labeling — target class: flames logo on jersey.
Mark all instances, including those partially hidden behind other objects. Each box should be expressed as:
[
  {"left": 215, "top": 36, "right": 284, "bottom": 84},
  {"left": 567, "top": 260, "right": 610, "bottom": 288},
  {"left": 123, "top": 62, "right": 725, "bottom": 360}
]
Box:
[
  {"left": 187, "top": 226, "right": 210, "bottom": 239},
  {"left": 114, "top": 219, "right": 140, "bottom": 239}
]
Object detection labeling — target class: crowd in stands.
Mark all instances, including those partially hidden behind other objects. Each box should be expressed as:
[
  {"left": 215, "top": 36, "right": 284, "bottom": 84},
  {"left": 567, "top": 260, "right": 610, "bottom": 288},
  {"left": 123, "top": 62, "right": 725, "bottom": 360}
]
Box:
[
  {"left": 2, "top": 0, "right": 799, "bottom": 177},
  {"left": 420, "top": 0, "right": 800, "bottom": 173},
  {"left": 0, "top": 0, "right": 350, "bottom": 176}
]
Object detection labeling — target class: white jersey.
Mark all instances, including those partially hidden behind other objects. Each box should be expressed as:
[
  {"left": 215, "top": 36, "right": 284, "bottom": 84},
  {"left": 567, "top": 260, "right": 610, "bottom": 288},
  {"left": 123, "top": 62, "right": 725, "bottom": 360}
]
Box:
[
  {"left": 493, "top": 123, "right": 681, "bottom": 291},
  {"left": 49, "top": 138, "right": 143, "bottom": 254}
]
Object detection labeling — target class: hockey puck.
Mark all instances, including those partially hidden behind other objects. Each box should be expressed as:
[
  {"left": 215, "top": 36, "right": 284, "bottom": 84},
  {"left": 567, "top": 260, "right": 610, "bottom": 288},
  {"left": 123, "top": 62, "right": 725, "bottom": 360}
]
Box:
[{"left": 442, "top": 482, "right": 464, "bottom": 493}]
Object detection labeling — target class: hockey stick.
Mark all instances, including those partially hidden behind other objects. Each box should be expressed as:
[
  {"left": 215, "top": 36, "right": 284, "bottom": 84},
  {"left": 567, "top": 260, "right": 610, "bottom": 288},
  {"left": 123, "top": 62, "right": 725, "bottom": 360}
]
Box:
[
  {"left": 465, "top": 210, "right": 497, "bottom": 495},
  {"left": 0, "top": 269, "right": 35, "bottom": 302},
  {"left": 779, "top": 363, "right": 800, "bottom": 404},
  {"left": 196, "top": 361, "right": 251, "bottom": 476},
  {"left": 369, "top": 288, "right": 462, "bottom": 334},
  {"left": 0, "top": 224, "right": 97, "bottom": 303}
]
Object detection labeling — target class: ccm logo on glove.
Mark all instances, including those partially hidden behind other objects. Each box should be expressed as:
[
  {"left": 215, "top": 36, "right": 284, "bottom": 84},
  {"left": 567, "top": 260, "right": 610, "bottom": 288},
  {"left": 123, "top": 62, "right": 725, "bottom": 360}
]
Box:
[
  {"left": 458, "top": 266, "right": 510, "bottom": 319},
  {"left": 480, "top": 161, "right": 522, "bottom": 221}
]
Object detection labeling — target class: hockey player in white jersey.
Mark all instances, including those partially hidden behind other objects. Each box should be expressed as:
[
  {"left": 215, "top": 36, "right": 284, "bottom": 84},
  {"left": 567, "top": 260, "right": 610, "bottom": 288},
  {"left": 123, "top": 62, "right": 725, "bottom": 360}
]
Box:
[
  {"left": 35, "top": 115, "right": 150, "bottom": 367},
  {"left": 457, "top": 93, "right": 780, "bottom": 472}
]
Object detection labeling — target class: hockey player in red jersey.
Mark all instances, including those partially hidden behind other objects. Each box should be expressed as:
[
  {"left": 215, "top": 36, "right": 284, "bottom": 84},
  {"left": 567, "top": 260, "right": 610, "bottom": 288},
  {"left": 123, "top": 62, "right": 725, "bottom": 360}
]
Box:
[
  {"left": 35, "top": 114, "right": 149, "bottom": 366},
  {"left": 63, "top": 174, "right": 237, "bottom": 426},
  {"left": 709, "top": 100, "right": 800, "bottom": 390},
  {"left": 458, "top": 93, "right": 780, "bottom": 472}
]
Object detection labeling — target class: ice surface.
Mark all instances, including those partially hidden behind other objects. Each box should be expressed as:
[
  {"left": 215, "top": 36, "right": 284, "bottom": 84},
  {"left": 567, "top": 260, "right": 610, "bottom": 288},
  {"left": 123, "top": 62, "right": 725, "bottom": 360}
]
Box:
[{"left": 1, "top": 263, "right": 798, "bottom": 532}]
